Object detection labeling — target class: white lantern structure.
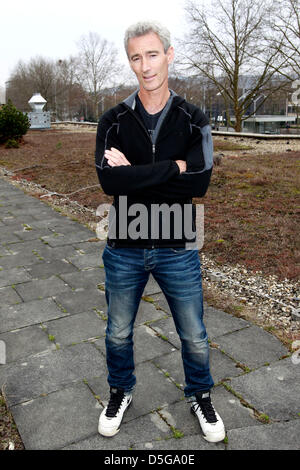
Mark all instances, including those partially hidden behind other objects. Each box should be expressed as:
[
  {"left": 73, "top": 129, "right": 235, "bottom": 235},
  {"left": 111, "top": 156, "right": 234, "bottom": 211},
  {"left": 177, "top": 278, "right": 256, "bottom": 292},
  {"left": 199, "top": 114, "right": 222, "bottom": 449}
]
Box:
[{"left": 27, "top": 93, "right": 51, "bottom": 129}]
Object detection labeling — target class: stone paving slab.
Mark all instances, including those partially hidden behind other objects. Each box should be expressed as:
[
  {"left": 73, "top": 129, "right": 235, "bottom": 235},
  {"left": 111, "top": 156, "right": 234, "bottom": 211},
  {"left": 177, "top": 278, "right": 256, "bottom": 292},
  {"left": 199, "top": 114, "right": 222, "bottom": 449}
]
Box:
[
  {"left": 53, "top": 288, "right": 107, "bottom": 314},
  {"left": 0, "top": 245, "right": 10, "bottom": 256},
  {"left": 151, "top": 293, "right": 171, "bottom": 315},
  {"left": 0, "top": 285, "right": 23, "bottom": 306},
  {"left": 10, "top": 207, "right": 61, "bottom": 221},
  {"left": 10, "top": 382, "right": 100, "bottom": 450},
  {"left": 227, "top": 420, "right": 300, "bottom": 450},
  {"left": 47, "top": 224, "right": 94, "bottom": 237},
  {"left": 11, "top": 227, "right": 51, "bottom": 242},
  {"left": 0, "top": 251, "right": 44, "bottom": 270},
  {"left": 27, "top": 217, "right": 79, "bottom": 230},
  {"left": 2, "top": 238, "right": 48, "bottom": 255},
  {"left": 0, "top": 221, "right": 37, "bottom": 235},
  {"left": 0, "top": 342, "right": 105, "bottom": 406},
  {"left": 0, "top": 232, "right": 23, "bottom": 244},
  {"left": 215, "top": 325, "right": 289, "bottom": 369},
  {"left": 133, "top": 325, "right": 176, "bottom": 362},
  {"left": 134, "top": 434, "right": 224, "bottom": 450},
  {"left": 1, "top": 224, "right": 26, "bottom": 237},
  {"left": 32, "top": 243, "right": 80, "bottom": 261},
  {"left": 135, "top": 300, "right": 166, "bottom": 325},
  {"left": 229, "top": 357, "right": 300, "bottom": 420},
  {"left": 0, "top": 325, "right": 56, "bottom": 364},
  {"left": 143, "top": 274, "right": 162, "bottom": 296},
  {"left": 1, "top": 214, "right": 39, "bottom": 226},
  {"left": 25, "top": 259, "right": 79, "bottom": 279},
  {"left": 43, "top": 311, "right": 107, "bottom": 347},
  {"left": 63, "top": 412, "right": 173, "bottom": 450},
  {"left": 204, "top": 306, "right": 250, "bottom": 339},
  {"left": 72, "top": 240, "right": 105, "bottom": 255},
  {"left": 148, "top": 317, "right": 181, "bottom": 349},
  {"left": 40, "top": 230, "right": 94, "bottom": 247},
  {"left": 59, "top": 267, "right": 106, "bottom": 289},
  {"left": 13, "top": 276, "right": 72, "bottom": 302},
  {"left": 67, "top": 253, "right": 103, "bottom": 270},
  {"left": 153, "top": 350, "right": 185, "bottom": 389},
  {"left": 0, "top": 297, "right": 68, "bottom": 333}
]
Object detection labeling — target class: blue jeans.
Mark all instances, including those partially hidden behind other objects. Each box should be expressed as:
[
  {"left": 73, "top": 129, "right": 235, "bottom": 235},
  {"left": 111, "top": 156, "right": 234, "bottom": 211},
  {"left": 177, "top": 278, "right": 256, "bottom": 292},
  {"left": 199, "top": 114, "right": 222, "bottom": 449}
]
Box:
[{"left": 102, "top": 245, "right": 214, "bottom": 397}]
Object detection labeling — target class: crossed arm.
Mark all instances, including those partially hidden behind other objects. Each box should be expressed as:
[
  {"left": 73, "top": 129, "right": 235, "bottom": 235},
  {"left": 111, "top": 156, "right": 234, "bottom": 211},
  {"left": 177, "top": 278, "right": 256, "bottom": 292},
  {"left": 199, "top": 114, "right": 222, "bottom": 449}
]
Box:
[
  {"left": 95, "top": 114, "right": 212, "bottom": 199},
  {"left": 105, "top": 147, "right": 187, "bottom": 174},
  {"left": 102, "top": 147, "right": 211, "bottom": 200}
]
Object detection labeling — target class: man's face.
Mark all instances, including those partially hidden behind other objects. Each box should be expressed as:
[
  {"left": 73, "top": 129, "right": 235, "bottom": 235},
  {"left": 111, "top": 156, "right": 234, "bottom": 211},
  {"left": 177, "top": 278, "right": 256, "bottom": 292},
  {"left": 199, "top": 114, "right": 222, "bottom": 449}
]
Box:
[{"left": 127, "top": 32, "right": 174, "bottom": 92}]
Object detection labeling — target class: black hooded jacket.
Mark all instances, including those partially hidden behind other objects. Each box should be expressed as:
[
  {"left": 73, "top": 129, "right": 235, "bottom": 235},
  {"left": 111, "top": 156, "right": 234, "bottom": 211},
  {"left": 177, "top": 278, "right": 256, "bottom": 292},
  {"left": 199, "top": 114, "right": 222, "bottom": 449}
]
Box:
[{"left": 95, "top": 90, "right": 213, "bottom": 248}]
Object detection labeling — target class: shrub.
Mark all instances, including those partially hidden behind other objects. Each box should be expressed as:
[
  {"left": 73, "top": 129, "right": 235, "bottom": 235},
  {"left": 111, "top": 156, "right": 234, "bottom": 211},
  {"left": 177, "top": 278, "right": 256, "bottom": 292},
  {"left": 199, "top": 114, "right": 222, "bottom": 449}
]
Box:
[
  {"left": 0, "top": 100, "right": 30, "bottom": 144},
  {"left": 5, "top": 138, "right": 20, "bottom": 148}
]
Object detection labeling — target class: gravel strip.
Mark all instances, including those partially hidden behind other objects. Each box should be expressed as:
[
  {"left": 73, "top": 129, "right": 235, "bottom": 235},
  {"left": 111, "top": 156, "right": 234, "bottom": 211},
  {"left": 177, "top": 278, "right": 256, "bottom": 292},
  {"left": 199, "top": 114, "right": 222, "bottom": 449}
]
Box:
[{"left": 215, "top": 135, "right": 300, "bottom": 156}]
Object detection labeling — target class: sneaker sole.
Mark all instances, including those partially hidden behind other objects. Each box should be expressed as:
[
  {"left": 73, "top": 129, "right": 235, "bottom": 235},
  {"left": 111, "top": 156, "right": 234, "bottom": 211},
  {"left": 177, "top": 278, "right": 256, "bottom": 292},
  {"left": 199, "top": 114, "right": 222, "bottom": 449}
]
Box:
[
  {"left": 98, "top": 427, "right": 121, "bottom": 437},
  {"left": 203, "top": 429, "right": 226, "bottom": 443}
]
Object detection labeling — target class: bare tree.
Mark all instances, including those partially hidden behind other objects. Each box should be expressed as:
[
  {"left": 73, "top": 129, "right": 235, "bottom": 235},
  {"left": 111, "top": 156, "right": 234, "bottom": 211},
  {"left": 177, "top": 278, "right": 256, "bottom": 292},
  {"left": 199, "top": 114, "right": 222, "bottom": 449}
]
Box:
[
  {"left": 76, "top": 32, "right": 123, "bottom": 120},
  {"left": 271, "top": 0, "right": 300, "bottom": 79},
  {"left": 6, "top": 56, "right": 87, "bottom": 120},
  {"left": 54, "top": 57, "right": 87, "bottom": 120},
  {"left": 179, "top": 0, "right": 289, "bottom": 131},
  {"left": 7, "top": 57, "right": 56, "bottom": 111}
]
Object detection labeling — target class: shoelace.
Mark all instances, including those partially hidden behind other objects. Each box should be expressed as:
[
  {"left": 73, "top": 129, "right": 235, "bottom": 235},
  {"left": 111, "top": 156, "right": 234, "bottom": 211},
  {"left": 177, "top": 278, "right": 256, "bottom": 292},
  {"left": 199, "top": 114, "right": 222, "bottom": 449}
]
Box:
[
  {"left": 193, "top": 398, "right": 217, "bottom": 423},
  {"left": 105, "top": 389, "right": 126, "bottom": 418}
]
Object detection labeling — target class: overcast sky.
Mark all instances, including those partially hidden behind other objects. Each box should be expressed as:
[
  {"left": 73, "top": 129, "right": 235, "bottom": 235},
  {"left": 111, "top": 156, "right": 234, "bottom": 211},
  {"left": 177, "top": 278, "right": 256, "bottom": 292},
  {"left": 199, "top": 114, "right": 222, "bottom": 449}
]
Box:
[{"left": 0, "top": 0, "right": 190, "bottom": 88}]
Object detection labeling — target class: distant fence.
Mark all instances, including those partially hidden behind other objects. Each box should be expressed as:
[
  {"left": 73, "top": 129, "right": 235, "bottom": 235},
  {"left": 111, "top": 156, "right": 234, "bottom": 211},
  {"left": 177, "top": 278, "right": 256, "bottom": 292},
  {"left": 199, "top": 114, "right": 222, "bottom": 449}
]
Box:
[
  {"left": 211, "top": 130, "right": 300, "bottom": 140},
  {"left": 51, "top": 121, "right": 300, "bottom": 139}
]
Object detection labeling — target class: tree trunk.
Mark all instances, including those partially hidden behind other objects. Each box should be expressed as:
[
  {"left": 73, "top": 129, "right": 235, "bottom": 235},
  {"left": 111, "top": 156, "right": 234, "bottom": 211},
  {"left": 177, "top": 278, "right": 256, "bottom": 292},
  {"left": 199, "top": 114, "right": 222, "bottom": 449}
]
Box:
[{"left": 234, "top": 114, "right": 242, "bottom": 132}]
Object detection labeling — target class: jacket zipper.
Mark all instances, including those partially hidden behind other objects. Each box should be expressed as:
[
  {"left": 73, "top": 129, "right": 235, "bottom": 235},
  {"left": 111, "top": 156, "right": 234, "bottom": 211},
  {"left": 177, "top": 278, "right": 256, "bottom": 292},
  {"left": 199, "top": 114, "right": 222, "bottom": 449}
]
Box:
[
  {"left": 152, "top": 143, "right": 156, "bottom": 163},
  {"left": 126, "top": 105, "right": 172, "bottom": 164},
  {"left": 126, "top": 107, "right": 154, "bottom": 156},
  {"left": 127, "top": 108, "right": 158, "bottom": 248}
]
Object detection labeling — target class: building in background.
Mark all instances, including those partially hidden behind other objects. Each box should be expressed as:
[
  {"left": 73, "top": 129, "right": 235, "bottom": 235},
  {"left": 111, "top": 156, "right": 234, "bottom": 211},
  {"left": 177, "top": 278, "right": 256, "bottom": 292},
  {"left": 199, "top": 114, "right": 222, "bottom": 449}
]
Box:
[{"left": 0, "top": 86, "right": 5, "bottom": 105}]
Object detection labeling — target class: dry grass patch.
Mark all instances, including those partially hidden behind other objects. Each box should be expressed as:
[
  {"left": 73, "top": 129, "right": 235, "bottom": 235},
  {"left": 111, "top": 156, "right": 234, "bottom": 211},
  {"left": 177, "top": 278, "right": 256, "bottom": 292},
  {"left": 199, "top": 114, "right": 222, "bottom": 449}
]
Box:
[{"left": 199, "top": 151, "right": 300, "bottom": 280}]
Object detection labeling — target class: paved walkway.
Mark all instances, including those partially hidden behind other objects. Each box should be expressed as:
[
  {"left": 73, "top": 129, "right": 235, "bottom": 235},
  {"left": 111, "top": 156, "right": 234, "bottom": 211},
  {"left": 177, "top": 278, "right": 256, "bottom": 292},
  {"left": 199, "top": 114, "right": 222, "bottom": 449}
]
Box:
[{"left": 0, "top": 176, "right": 299, "bottom": 451}]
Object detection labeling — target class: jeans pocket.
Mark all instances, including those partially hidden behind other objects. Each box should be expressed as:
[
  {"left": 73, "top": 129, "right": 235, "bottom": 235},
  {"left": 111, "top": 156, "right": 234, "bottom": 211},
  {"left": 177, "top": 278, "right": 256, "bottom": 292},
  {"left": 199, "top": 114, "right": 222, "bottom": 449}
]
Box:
[{"left": 103, "top": 243, "right": 118, "bottom": 260}]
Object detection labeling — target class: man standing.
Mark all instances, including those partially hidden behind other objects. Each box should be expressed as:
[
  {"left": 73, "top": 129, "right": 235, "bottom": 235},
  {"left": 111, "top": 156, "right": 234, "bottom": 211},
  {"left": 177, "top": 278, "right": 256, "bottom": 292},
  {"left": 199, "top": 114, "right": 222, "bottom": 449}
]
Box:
[{"left": 95, "top": 21, "right": 225, "bottom": 443}]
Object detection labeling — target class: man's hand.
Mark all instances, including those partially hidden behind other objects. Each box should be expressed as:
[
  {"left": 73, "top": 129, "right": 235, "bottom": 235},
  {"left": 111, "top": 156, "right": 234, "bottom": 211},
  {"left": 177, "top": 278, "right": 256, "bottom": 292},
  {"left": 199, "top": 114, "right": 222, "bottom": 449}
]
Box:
[
  {"left": 105, "top": 147, "right": 131, "bottom": 167},
  {"left": 175, "top": 160, "right": 186, "bottom": 174}
]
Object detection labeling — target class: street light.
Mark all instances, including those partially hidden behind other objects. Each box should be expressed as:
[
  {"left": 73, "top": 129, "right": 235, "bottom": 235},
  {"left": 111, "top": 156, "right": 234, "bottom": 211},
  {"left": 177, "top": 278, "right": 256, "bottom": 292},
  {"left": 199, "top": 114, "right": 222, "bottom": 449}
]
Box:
[{"left": 54, "top": 59, "right": 63, "bottom": 121}]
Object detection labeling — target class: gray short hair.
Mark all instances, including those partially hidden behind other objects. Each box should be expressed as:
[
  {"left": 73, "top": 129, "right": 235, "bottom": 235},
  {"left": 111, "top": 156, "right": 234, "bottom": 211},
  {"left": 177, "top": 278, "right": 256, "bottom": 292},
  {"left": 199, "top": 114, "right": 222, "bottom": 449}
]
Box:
[{"left": 124, "top": 21, "right": 171, "bottom": 56}]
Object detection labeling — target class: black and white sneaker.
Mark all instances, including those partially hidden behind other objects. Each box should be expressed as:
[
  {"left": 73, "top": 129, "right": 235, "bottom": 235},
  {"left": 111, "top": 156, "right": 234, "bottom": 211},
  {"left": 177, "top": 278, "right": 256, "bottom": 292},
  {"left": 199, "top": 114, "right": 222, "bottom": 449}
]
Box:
[
  {"left": 98, "top": 387, "right": 132, "bottom": 437},
  {"left": 190, "top": 390, "right": 225, "bottom": 443}
]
